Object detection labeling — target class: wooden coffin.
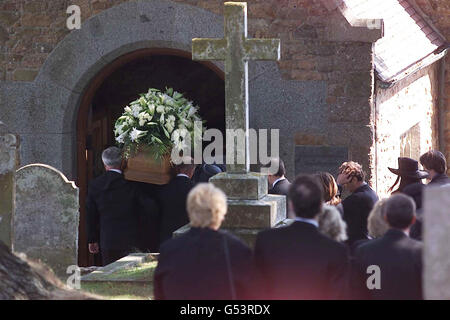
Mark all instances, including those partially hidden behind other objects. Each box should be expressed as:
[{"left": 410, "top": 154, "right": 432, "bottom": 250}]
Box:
[{"left": 124, "top": 149, "right": 172, "bottom": 185}]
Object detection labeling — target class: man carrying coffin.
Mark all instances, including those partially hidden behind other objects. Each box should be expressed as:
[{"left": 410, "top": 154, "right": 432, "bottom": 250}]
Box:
[
  {"left": 86, "top": 146, "right": 159, "bottom": 266},
  {"left": 158, "top": 157, "right": 196, "bottom": 246}
]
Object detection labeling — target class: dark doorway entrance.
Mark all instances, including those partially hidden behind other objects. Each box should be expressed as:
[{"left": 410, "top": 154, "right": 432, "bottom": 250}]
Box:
[{"left": 77, "top": 49, "right": 225, "bottom": 266}]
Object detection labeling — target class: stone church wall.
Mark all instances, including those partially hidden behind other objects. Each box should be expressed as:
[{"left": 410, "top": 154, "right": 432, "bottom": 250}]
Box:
[
  {"left": 414, "top": 0, "right": 450, "bottom": 175},
  {"left": 0, "top": 0, "right": 376, "bottom": 181},
  {"left": 375, "top": 62, "right": 440, "bottom": 197}
]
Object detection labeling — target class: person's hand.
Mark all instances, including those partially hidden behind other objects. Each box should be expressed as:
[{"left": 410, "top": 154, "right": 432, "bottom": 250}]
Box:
[
  {"left": 337, "top": 172, "right": 352, "bottom": 186},
  {"left": 88, "top": 243, "right": 99, "bottom": 254}
]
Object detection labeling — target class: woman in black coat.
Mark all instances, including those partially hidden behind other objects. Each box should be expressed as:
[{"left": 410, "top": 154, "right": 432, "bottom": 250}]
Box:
[{"left": 153, "top": 183, "right": 252, "bottom": 300}]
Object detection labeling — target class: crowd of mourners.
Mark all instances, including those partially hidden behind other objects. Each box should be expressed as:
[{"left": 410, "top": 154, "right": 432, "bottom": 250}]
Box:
[{"left": 86, "top": 147, "right": 449, "bottom": 300}]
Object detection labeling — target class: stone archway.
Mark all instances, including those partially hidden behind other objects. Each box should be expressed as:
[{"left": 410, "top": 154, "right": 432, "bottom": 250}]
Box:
[
  {"left": 32, "top": 0, "right": 226, "bottom": 182},
  {"left": 29, "top": 0, "right": 227, "bottom": 266},
  {"left": 25, "top": 0, "right": 324, "bottom": 265},
  {"left": 76, "top": 48, "right": 225, "bottom": 266}
]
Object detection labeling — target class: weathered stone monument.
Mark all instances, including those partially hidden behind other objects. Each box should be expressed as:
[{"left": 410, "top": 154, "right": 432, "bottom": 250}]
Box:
[
  {"left": 188, "top": 2, "right": 286, "bottom": 245},
  {"left": 14, "top": 164, "right": 79, "bottom": 277},
  {"left": 0, "top": 121, "right": 18, "bottom": 250},
  {"left": 423, "top": 184, "right": 450, "bottom": 300}
]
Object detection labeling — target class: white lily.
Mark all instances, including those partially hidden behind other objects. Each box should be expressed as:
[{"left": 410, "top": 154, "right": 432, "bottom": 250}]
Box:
[
  {"left": 165, "top": 115, "right": 176, "bottom": 133},
  {"left": 139, "top": 97, "right": 147, "bottom": 106},
  {"left": 148, "top": 104, "right": 155, "bottom": 115},
  {"left": 187, "top": 105, "right": 197, "bottom": 118},
  {"left": 131, "top": 104, "right": 142, "bottom": 117},
  {"left": 115, "top": 130, "right": 129, "bottom": 144},
  {"left": 130, "top": 128, "right": 147, "bottom": 142},
  {"left": 156, "top": 105, "right": 165, "bottom": 114}
]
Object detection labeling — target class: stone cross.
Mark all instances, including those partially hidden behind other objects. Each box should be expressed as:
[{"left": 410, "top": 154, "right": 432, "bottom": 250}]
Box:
[
  {"left": 0, "top": 122, "right": 18, "bottom": 250},
  {"left": 192, "top": 2, "right": 280, "bottom": 173}
]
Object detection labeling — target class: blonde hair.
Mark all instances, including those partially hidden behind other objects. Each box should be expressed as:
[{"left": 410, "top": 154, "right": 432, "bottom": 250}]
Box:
[
  {"left": 318, "top": 205, "right": 348, "bottom": 242},
  {"left": 367, "top": 199, "right": 389, "bottom": 238},
  {"left": 187, "top": 183, "right": 228, "bottom": 229}
]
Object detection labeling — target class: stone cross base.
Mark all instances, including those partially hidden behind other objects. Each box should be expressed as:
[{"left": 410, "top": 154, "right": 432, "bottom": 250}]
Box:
[{"left": 174, "top": 172, "right": 287, "bottom": 248}]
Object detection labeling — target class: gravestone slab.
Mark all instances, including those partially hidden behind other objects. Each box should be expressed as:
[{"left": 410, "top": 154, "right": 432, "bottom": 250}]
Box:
[
  {"left": 14, "top": 164, "right": 79, "bottom": 277},
  {"left": 295, "top": 145, "right": 348, "bottom": 176},
  {"left": 0, "top": 122, "right": 18, "bottom": 249},
  {"left": 81, "top": 253, "right": 157, "bottom": 282},
  {"left": 423, "top": 184, "right": 450, "bottom": 300}
]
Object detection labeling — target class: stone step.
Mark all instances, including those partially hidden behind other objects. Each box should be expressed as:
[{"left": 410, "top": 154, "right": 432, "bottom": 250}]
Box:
[
  {"left": 222, "top": 194, "right": 286, "bottom": 229},
  {"left": 210, "top": 172, "right": 268, "bottom": 200}
]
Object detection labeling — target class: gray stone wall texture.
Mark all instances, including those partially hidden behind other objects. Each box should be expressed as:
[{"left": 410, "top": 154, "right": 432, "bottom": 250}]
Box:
[
  {"left": 14, "top": 164, "right": 79, "bottom": 276},
  {"left": 0, "top": 122, "right": 18, "bottom": 249},
  {"left": 0, "top": 0, "right": 377, "bottom": 182},
  {"left": 424, "top": 184, "right": 450, "bottom": 300}
]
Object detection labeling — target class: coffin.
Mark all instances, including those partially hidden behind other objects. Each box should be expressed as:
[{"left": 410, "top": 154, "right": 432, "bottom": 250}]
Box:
[{"left": 124, "top": 149, "right": 172, "bottom": 185}]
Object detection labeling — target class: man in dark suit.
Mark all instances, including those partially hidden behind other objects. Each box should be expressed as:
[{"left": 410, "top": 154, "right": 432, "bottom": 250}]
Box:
[
  {"left": 420, "top": 150, "right": 450, "bottom": 186},
  {"left": 253, "top": 175, "right": 350, "bottom": 300},
  {"left": 337, "top": 161, "right": 379, "bottom": 245},
  {"left": 351, "top": 193, "right": 423, "bottom": 300},
  {"left": 158, "top": 157, "right": 196, "bottom": 246},
  {"left": 154, "top": 183, "right": 252, "bottom": 300},
  {"left": 407, "top": 150, "right": 449, "bottom": 240},
  {"left": 86, "top": 147, "right": 158, "bottom": 266},
  {"left": 262, "top": 158, "right": 291, "bottom": 207}
]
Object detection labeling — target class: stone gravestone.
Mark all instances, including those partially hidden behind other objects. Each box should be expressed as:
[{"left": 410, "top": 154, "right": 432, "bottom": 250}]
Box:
[
  {"left": 423, "top": 184, "right": 450, "bottom": 299},
  {"left": 14, "top": 164, "right": 79, "bottom": 277},
  {"left": 0, "top": 122, "right": 18, "bottom": 249},
  {"left": 295, "top": 145, "right": 348, "bottom": 176},
  {"left": 188, "top": 2, "right": 286, "bottom": 246}
]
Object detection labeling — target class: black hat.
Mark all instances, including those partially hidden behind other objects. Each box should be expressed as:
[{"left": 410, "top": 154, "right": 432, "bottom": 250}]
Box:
[{"left": 388, "top": 157, "right": 429, "bottom": 179}]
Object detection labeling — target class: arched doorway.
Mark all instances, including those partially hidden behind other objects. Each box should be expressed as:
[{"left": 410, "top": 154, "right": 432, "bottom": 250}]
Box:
[{"left": 76, "top": 48, "right": 225, "bottom": 266}]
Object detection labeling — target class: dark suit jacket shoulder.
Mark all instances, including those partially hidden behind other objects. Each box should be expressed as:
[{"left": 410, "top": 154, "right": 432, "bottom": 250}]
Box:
[
  {"left": 158, "top": 176, "right": 194, "bottom": 245},
  {"left": 253, "top": 221, "right": 349, "bottom": 299},
  {"left": 269, "top": 178, "right": 290, "bottom": 196},
  {"left": 154, "top": 227, "right": 252, "bottom": 300},
  {"left": 86, "top": 171, "right": 157, "bottom": 251},
  {"left": 429, "top": 173, "right": 450, "bottom": 186},
  {"left": 352, "top": 229, "right": 423, "bottom": 300},
  {"left": 342, "top": 184, "right": 379, "bottom": 245}
]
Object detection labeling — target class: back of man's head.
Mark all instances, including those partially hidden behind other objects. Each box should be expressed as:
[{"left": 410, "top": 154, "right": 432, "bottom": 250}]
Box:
[
  {"left": 338, "top": 161, "right": 365, "bottom": 182},
  {"left": 262, "top": 158, "right": 286, "bottom": 177},
  {"left": 384, "top": 194, "right": 416, "bottom": 230},
  {"left": 174, "top": 156, "right": 196, "bottom": 177},
  {"left": 420, "top": 150, "right": 447, "bottom": 174},
  {"left": 288, "top": 175, "right": 323, "bottom": 219},
  {"left": 102, "top": 146, "right": 122, "bottom": 168}
]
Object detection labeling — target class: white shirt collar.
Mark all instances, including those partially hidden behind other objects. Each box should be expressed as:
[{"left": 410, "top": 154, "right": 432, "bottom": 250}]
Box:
[
  {"left": 272, "top": 177, "right": 286, "bottom": 188},
  {"left": 108, "top": 169, "right": 122, "bottom": 174},
  {"left": 177, "top": 174, "right": 190, "bottom": 179},
  {"left": 294, "top": 217, "right": 319, "bottom": 228}
]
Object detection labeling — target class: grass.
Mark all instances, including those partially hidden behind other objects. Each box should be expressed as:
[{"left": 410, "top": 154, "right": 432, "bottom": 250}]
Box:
[
  {"left": 107, "top": 261, "right": 157, "bottom": 281},
  {"left": 80, "top": 260, "right": 158, "bottom": 300},
  {"left": 81, "top": 282, "right": 154, "bottom": 300}
]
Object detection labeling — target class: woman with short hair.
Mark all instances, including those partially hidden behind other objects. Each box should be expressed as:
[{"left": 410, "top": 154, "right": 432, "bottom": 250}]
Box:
[{"left": 153, "top": 183, "right": 252, "bottom": 300}]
